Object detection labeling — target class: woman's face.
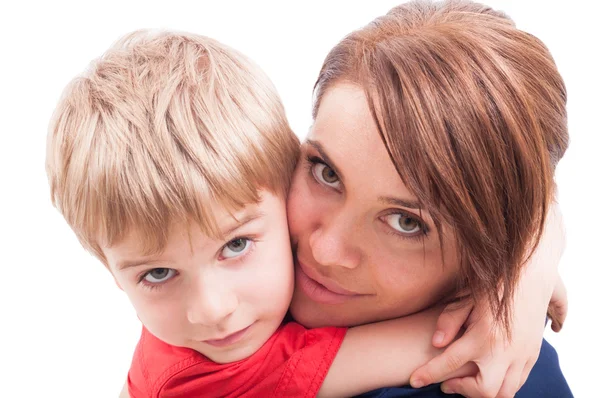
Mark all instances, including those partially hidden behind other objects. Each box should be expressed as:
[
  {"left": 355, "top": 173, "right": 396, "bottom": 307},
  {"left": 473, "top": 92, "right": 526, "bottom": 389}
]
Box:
[{"left": 288, "top": 83, "right": 461, "bottom": 328}]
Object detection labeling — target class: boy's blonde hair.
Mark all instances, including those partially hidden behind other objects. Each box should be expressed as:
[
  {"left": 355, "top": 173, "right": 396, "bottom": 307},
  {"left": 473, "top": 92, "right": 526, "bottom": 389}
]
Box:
[{"left": 46, "top": 30, "right": 299, "bottom": 263}]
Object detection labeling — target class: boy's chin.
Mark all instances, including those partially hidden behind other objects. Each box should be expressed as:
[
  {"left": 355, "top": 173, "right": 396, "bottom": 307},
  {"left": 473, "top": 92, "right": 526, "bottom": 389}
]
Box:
[{"left": 195, "top": 340, "right": 264, "bottom": 364}]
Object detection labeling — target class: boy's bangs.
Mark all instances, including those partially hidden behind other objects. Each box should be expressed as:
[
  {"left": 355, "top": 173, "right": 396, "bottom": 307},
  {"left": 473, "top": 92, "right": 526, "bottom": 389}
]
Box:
[
  {"left": 81, "top": 164, "right": 263, "bottom": 259},
  {"left": 70, "top": 104, "right": 280, "bottom": 259}
]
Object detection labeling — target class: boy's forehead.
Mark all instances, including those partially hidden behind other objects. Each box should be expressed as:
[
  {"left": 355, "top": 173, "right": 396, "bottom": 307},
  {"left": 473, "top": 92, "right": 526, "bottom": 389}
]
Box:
[
  {"left": 102, "top": 226, "right": 170, "bottom": 269},
  {"left": 103, "top": 196, "right": 273, "bottom": 270},
  {"left": 212, "top": 189, "right": 279, "bottom": 230}
]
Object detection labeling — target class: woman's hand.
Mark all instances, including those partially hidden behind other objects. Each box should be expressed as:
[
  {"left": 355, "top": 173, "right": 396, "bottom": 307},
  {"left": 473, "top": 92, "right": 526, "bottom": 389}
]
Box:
[
  {"left": 548, "top": 276, "right": 568, "bottom": 332},
  {"left": 409, "top": 203, "right": 567, "bottom": 397}
]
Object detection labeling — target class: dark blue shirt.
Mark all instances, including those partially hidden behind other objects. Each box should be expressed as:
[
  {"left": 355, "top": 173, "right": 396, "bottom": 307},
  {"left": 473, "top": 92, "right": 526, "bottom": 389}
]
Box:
[{"left": 356, "top": 339, "right": 572, "bottom": 397}]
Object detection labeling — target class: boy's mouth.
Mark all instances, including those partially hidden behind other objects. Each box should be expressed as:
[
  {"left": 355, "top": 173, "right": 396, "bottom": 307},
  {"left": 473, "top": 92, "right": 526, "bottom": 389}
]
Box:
[{"left": 202, "top": 323, "right": 254, "bottom": 347}]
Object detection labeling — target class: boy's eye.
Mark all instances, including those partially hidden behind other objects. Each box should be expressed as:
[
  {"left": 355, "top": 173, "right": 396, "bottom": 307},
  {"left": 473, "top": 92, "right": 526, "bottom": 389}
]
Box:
[
  {"left": 143, "top": 268, "right": 176, "bottom": 284},
  {"left": 221, "top": 238, "right": 251, "bottom": 259},
  {"left": 382, "top": 213, "right": 423, "bottom": 235}
]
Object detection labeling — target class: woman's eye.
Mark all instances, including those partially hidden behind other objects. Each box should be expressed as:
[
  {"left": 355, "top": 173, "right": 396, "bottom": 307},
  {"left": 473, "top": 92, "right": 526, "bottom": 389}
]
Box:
[
  {"left": 383, "top": 213, "right": 423, "bottom": 235},
  {"left": 143, "top": 268, "right": 176, "bottom": 284},
  {"left": 221, "top": 238, "right": 251, "bottom": 259},
  {"left": 312, "top": 162, "right": 340, "bottom": 188}
]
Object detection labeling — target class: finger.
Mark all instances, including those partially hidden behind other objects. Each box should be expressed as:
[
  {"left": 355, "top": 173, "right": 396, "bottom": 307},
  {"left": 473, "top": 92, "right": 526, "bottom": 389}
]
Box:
[
  {"left": 548, "top": 277, "right": 568, "bottom": 332},
  {"left": 410, "top": 338, "right": 474, "bottom": 388},
  {"left": 441, "top": 374, "right": 502, "bottom": 398},
  {"left": 518, "top": 359, "right": 536, "bottom": 391},
  {"left": 433, "top": 299, "right": 474, "bottom": 348},
  {"left": 440, "top": 378, "right": 466, "bottom": 397},
  {"left": 496, "top": 364, "right": 523, "bottom": 398},
  {"left": 441, "top": 360, "right": 507, "bottom": 398}
]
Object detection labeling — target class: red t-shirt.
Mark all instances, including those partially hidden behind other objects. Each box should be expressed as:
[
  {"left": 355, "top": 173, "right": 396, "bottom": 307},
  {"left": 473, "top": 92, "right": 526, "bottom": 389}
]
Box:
[{"left": 127, "top": 322, "right": 347, "bottom": 398}]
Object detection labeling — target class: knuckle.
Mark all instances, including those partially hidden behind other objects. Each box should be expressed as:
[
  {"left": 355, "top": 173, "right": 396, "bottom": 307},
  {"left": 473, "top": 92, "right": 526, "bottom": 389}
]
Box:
[
  {"left": 413, "top": 366, "right": 433, "bottom": 384},
  {"left": 445, "top": 354, "right": 464, "bottom": 371},
  {"left": 478, "top": 378, "right": 501, "bottom": 398},
  {"left": 419, "top": 370, "right": 434, "bottom": 384}
]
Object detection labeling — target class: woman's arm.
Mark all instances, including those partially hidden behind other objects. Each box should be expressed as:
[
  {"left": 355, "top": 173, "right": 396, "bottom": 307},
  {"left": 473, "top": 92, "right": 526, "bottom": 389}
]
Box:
[{"left": 318, "top": 307, "right": 476, "bottom": 398}]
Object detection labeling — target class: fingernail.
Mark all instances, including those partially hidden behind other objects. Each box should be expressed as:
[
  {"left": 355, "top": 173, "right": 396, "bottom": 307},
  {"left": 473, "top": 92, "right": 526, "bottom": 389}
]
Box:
[
  {"left": 411, "top": 378, "right": 424, "bottom": 388},
  {"left": 433, "top": 331, "right": 445, "bottom": 345},
  {"left": 441, "top": 385, "right": 455, "bottom": 394}
]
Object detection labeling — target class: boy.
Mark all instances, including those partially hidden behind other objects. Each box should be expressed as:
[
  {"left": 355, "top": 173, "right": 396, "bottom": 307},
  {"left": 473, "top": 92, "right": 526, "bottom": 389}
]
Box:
[{"left": 46, "top": 30, "right": 466, "bottom": 397}]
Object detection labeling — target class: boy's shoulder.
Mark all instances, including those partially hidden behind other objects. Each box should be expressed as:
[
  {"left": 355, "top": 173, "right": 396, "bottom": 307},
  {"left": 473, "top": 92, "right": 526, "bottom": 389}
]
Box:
[
  {"left": 127, "top": 323, "right": 346, "bottom": 398},
  {"left": 127, "top": 327, "right": 205, "bottom": 397}
]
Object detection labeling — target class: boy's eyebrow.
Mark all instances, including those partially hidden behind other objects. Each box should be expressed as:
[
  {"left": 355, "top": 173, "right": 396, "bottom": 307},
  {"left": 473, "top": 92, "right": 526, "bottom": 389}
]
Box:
[
  {"left": 118, "top": 258, "right": 162, "bottom": 271},
  {"left": 305, "top": 139, "right": 345, "bottom": 181},
  {"left": 116, "top": 212, "right": 266, "bottom": 270},
  {"left": 221, "top": 211, "right": 266, "bottom": 237}
]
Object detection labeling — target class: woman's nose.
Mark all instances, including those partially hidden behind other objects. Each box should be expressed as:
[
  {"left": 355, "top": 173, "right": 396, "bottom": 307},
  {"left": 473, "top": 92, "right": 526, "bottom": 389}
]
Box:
[
  {"left": 186, "top": 278, "right": 238, "bottom": 326},
  {"left": 309, "top": 211, "right": 361, "bottom": 269}
]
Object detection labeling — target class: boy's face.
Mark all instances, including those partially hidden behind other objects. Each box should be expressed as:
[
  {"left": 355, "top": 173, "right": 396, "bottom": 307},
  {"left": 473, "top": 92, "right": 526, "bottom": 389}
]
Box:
[{"left": 103, "top": 190, "right": 294, "bottom": 363}]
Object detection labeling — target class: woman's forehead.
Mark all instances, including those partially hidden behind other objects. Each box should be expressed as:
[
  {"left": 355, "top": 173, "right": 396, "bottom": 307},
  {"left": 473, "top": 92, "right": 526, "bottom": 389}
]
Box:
[{"left": 307, "top": 84, "right": 421, "bottom": 208}]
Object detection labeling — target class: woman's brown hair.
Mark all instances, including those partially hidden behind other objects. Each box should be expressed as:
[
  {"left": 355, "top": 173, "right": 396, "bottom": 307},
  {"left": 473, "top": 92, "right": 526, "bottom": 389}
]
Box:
[{"left": 314, "top": 0, "right": 568, "bottom": 334}]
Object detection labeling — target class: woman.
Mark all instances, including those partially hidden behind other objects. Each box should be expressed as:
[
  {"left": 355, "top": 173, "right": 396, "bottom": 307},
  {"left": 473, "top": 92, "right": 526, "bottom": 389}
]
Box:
[{"left": 287, "top": 0, "right": 570, "bottom": 396}]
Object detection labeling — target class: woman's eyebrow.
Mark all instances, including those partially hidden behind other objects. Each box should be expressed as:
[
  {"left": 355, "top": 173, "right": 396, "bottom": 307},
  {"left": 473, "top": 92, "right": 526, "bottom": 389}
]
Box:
[
  {"left": 305, "top": 139, "right": 345, "bottom": 181},
  {"left": 378, "top": 196, "right": 423, "bottom": 210}
]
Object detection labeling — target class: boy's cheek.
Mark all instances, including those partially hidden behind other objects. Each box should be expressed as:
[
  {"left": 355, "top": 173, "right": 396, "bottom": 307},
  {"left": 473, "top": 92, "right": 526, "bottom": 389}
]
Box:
[
  {"left": 112, "top": 274, "right": 124, "bottom": 291},
  {"left": 109, "top": 267, "right": 130, "bottom": 292}
]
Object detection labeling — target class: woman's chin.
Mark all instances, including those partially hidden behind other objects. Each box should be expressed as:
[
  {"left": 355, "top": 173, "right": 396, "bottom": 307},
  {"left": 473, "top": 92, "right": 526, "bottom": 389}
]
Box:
[
  {"left": 289, "top": 289, "right": 344, "bottom": 328},
  {"left": 290, "top": 286, "right": 430, "bottom": 328},
  {"left": 289, "top": 288, "right": 373, "bottom": 328}
]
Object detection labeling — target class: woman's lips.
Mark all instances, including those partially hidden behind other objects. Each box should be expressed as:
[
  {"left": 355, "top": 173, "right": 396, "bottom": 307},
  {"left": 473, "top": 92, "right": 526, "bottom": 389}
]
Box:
[
  {"left": 202, "top": 323, "right": 253, "bottom": 347},
  {"left": 295, "top": 260, "right": 368, "bottom": 304}
]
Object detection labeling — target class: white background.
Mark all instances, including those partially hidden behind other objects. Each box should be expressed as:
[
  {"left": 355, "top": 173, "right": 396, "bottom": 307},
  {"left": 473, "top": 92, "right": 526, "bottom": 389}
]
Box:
[{"left": 1, "top": 0, "right": 598, "bottom": 396}]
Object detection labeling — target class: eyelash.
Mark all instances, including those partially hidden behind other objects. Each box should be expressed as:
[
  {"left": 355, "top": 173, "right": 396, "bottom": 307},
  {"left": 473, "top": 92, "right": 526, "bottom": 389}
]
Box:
[
  {"left": 136, "top": 236, "right": 257, "bottom": 291},
  {"left": 381, "top": 211, "right": 429, "bottom": 242},
  {"left": 305, "top": 155, "right": 342, "bottom": 190},
  {"left": 138, "top": 270, "right": 177, "bottom": 291},
  {"left": 305, "top": 154, "right": 429, "bottom": 242},
  {"left": 217, "top": 236, "right": 257, "bottom": 262}
]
